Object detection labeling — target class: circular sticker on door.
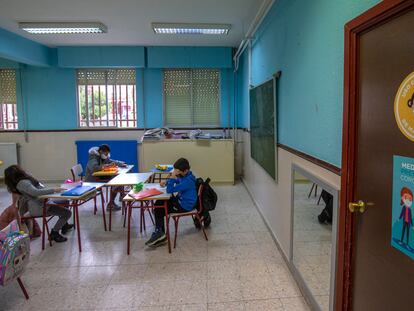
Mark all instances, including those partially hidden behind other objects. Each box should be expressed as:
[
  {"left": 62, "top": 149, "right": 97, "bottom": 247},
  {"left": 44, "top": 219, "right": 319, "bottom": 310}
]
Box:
[{"left": 395, "top": 71, "right": 414, "bottom": 142}]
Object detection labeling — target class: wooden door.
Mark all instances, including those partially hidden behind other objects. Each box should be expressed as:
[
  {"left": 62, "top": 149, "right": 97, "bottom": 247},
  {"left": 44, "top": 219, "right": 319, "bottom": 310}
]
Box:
[{"left": 339, "top": 1, "right": 414, "bottom": 310}]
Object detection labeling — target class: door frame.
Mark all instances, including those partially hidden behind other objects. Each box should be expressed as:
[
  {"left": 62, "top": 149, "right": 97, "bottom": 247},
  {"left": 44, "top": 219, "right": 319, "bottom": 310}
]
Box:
[{"left": 338, "top": 0, "right": 414, "bottom": 310}]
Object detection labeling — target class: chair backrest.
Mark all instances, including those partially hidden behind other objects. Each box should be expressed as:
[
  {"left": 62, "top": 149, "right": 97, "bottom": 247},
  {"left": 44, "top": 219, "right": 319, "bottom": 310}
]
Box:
[
  {"left": 71, "top": 164, "right": 83, "bottom": 181},
  {"left": 196, "top": 184, "right": 204, "bottom": 213}
]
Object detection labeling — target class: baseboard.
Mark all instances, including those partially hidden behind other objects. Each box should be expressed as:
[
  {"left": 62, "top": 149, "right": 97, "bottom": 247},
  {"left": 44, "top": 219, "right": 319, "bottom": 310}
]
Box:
[{"left": 240, "top": 177, "right": 290, "bottom": 261}]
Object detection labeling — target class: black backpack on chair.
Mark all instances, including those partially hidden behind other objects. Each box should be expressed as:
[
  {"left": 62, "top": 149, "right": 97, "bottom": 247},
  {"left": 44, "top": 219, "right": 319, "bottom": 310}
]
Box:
[{"left": 194, "top": 177, "right": 217, "bottom": 228}]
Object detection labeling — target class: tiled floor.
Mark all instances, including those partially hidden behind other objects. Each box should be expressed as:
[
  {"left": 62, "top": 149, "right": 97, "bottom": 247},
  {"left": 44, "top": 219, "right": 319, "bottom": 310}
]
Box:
[
  {"left": 293, "top": 182, "right": 332, "bottom": 311},
  {"left": 0, "top": 182, "right": 309, "bottom": 311}
]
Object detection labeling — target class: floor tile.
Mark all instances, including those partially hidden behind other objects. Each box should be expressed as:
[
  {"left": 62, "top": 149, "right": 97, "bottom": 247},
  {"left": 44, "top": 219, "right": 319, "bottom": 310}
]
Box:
[{"left": 0, "top": 183, "right": 310, "bottom": 311}]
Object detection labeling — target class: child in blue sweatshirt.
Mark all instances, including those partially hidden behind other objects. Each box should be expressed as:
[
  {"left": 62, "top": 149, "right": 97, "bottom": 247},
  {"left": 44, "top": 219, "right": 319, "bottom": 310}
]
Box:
[{"left": 146, "top": 158, "right": 197, "bottom": 247}]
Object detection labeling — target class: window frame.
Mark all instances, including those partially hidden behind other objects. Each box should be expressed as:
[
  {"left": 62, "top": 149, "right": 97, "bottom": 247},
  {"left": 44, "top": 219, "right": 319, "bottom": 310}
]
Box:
[
  {"left": 76, "top": 69, "right": 137, "bottom": 129},
  {"left": 0, "top": 68, "right": 18, "bottom": 131},
  {"left": 162, "top": 68, "right": 221, "bottom": 128}
]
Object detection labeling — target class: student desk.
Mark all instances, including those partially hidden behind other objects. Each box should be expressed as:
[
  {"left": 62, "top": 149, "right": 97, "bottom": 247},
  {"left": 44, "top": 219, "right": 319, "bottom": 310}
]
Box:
[
  {"left": 92, "top": 164, "right": 134, "bottom": 177},
  {"left": 39, "top": 182, "right": 106, "bottom": 252},
  {"left": 105, "top": 172, "right": 153, "bottom": 230},
  {"left": 123, "top": 184, "right": 171, "bottom": 255},
  {"left": 149, "top": 165, "right": 173, "bottom": 182},
  {"left": 93, "top": 165, "right": 134, "bottom": 204}
]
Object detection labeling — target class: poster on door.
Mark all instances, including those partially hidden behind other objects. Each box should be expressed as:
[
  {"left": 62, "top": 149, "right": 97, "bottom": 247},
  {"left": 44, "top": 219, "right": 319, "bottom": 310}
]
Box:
[{"left": 392, "top": 155, "right": 414, "bottom": 260}]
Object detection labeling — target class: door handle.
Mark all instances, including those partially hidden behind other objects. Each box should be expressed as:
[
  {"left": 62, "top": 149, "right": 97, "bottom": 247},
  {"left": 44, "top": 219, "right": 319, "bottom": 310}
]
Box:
[{"left": 349, "top": 201, "right": 374, "bottom": 214}]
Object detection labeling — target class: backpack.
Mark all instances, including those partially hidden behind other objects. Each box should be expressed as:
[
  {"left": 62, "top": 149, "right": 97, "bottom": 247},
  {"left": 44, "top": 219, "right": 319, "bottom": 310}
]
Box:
[
  {"left": 196, "top": 177, "right": 218, "bottom": 212},
  {"left": 193, "top": 178, "right": 218, "bottom": 228},
  {"left": 0, "top": 220, "right": 30, "bottom": 286}
]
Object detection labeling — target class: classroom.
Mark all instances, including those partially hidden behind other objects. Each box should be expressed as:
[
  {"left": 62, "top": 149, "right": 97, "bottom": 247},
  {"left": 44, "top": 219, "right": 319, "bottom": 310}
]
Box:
[{"left": 0, "top": 0, "right": 412, "bottom": 310}]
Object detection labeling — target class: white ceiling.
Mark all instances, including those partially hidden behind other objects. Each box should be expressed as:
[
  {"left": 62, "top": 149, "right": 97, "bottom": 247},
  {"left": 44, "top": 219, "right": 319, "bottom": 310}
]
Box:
[{"left": 0, "top": 0, "right": 264, "bottom": 47}]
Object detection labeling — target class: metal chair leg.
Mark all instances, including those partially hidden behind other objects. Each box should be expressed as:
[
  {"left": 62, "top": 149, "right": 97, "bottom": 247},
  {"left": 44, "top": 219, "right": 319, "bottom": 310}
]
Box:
[
  {"left": 17, "top": 277, "right": 29, "bottom": 300},
  {"left": 140, "top": 207, "right": 143, "bottom": 234},
  {"left": 142, "top": 208, "right": 147, "bottom": 231},
  {"left": 147, "top": 208, "right": 155, "bottom": 225},
  {"left": 308, "top": 183, "right": 315, "bottom": 198},
  {"left": 196, "top": 214, "right": 208, "bottom": 241},
  {"left": 93, "top": 197, "right": 97, "bottom": 215},
  {"left": 173, "top": 217, "right": 179, "bottom": 249},
  {"left": 123, "top": 207, "right": 127, "bottom": 228}
]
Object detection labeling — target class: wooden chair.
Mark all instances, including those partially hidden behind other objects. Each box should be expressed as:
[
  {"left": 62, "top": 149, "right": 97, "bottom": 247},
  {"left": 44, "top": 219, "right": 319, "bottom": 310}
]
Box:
[
  {"left": 169, "top": 185, "right": 208, "bottom": 249},
  {"left": 14, "top": 194, "right": 52, "bottom": 250},
  {"left": 20, "top": 209, "right": 53, "bottom": 250}
]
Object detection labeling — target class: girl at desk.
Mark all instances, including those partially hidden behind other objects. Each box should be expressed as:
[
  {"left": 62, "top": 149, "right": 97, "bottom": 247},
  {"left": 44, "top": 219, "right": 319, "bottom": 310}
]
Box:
[{"left": 4, "top": 165, "right": 73, "bottom": 243}]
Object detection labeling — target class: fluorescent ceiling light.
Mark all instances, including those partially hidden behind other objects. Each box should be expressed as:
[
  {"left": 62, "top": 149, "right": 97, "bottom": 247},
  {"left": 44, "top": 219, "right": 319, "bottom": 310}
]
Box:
[
  {"left": 152, "top": 23, "right": 231, "bottom": 35},
  {"left": 19, "top": 22, "right": 107, "bottom": 34}
]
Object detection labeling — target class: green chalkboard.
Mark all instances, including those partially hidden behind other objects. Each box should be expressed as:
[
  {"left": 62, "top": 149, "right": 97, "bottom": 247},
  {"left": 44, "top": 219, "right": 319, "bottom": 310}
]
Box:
[{"left": 250, "top": 79, "right": 277, "bottom": 180}]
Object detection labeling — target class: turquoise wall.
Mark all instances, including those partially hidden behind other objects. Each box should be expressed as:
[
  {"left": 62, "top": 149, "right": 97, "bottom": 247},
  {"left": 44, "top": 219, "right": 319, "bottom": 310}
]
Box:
[
  {"left": 0, "top": 54, "right": 234, "bottom": 130},
  {"left": 9, "top": 65, "right": 234, "bottom": 130},
  {"left": 221, "top": 69, "right": 236, "bottom": 128},
  {"left": 237, "top": 51, "right": 249, "bottom": 129},
  {"left": 0, "top": 28, "right": 55, "bottom": 67},
  {"left": 57, "top": 46, "right": 146, "bottom": 68},
  {"left": 19, "top": 66, "right": 78, "bottom": 130},
  {"left": 142, "top": 68, "right": 163, "bottom": 129},
  {"left": 239, "top": 0, "right": 380, "bottom": 167},
  {"left": 0, "top": 58, "right": 20, "bottom": 69},
  {"left": 147, "top": 47, "right": 233, "bottom": 68}
]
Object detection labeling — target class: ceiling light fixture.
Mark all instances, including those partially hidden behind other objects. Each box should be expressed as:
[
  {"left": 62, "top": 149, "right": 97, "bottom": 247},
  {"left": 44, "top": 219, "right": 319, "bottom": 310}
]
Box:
[
  {"left": 19, "top": 22, "right": 107, "bottom": 34},
  {"left": 152, "top": 23, "right": 231, "bottom": 35}
]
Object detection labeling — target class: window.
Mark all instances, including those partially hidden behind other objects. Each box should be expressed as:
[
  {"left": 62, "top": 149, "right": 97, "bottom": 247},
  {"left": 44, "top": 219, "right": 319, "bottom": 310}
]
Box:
[
  {"left": 164, "top": 69, "right": 220, "bottom": 127},
  {"left": 77, "top": 69, "right": 137, "bottom": 128},
  {"left": 0, "top": 69, "right": 18, "bottom": 130}
]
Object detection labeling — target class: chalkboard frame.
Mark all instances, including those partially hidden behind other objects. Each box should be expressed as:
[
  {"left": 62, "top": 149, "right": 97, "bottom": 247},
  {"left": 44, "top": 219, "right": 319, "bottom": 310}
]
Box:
[{"left": 249, "top": 74, "right": 279, "bottom": 181}]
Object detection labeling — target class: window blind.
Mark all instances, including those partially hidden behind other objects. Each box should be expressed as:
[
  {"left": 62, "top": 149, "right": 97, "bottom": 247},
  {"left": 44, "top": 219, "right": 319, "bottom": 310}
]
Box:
[
  {"left": 0, "top": 70, "right": 17, "bottom": 105},
  {"left": 76, "top": 69, "right": 137, "bottom": 128},
  {"left": 164, "top": 69, "right": 220, "bottom": 127},
  {"left": 77, "top": 69, "right": 136, "bottom": 85},
  {"left": 192, "top": 69, "right": 220, "bottom": 126}
]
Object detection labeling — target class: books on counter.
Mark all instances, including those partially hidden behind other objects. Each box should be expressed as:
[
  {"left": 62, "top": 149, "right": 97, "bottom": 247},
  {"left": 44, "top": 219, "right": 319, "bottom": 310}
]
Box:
[{"left": 141, "top": 127, "right": 232, "bottom": 141}]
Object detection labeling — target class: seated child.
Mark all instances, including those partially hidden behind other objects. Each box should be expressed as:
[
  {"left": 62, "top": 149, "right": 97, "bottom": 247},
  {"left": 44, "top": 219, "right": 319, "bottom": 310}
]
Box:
[
  {"left": 4, "top": 165, "right": 73, "bottom": 243},
  {"left": 85, "top": 144, "right": 127, "bottom": 211},
  {"left": 146, "top": 158, "right": 197, "bottom": 247}
]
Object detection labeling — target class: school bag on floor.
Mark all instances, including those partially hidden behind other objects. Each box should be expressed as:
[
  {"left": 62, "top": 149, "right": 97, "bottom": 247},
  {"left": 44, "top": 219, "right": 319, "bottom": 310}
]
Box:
[{"left": 0, "top": 220, "right": 30, "bottom": 286}]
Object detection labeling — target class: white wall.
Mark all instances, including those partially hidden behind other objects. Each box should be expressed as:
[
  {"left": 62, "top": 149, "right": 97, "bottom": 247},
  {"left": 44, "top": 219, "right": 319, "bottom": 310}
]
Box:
[
  {"left": 0, "top": 131, "right": 144, "bottom": 181},
  {"left": 240, "top": 131, "right": 341, "bottom": 258}
]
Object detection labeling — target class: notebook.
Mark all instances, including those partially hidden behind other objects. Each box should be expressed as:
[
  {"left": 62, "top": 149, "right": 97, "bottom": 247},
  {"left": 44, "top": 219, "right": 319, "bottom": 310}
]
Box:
[
  {"left": 131, "top": 188, "right": 163, "bottom": 200},
  {"left": 61, "top": 185, "right": 96, "bottom": 197}
]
